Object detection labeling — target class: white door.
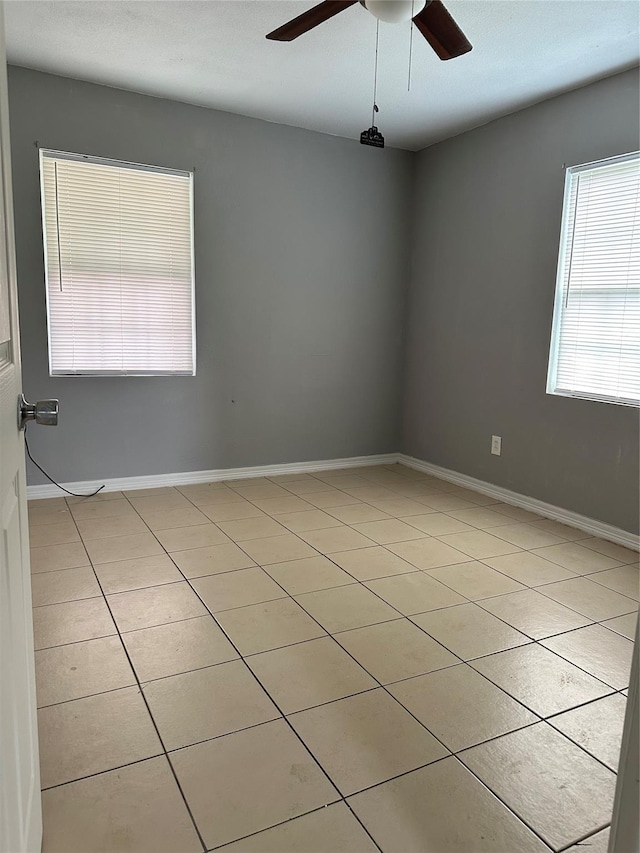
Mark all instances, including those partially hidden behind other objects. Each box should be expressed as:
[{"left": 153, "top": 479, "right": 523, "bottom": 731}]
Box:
[{"left": 0, "top": 2, "right": 43, "bottom": 850}]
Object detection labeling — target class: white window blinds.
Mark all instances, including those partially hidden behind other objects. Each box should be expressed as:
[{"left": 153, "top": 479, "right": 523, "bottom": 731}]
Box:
[
  {"left": 40, "top": 150, "right": 195, "bottom": 376},
  {"left": 547, "top": 151, "right": 639, "bottom": 406}
]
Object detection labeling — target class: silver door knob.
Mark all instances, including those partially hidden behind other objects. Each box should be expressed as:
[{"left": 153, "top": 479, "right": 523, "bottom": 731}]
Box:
[{"left": 18, "top": 394, "right": 59, "bottom": 430}]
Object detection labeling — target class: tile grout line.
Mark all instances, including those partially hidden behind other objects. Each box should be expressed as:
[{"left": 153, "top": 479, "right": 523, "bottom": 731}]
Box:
[
  {"left": 555, "top": 823, "right": 612, "bottom": 853},
  {"left": 39, "top": 476, "right": 638, "bottom": 705},
  {"left": 47, "top": 469, "right": 637, "bottom": 576},
  {"left": 182, "top": 537, "right": 564, "bottom": 851},
  {"left": 60, "top": 496, "right": 210, "bottom": 853},
  {"left": 114, "top": 489, "right": 386, "bottom": 853},
  {"left": 157, "top": 473, "right": 572, "bottom": 848},
  {"left": 111, "top": 474, "right": 638, "bottom": 616},
  {"left": 544, "top": 720, "right": 623, "bottom": 776},
  {"left": 31, "top": 468, "right": 640, "bottom": 561},
  {"left": 30, "top": 482, "right": 640, "bottom": 631},
  {"left": 168, "top": 600, "right": 384, "bottom": 851},
  {"left": 30, "top": 466, "right": 636, "bottom": 850},
  {"left": 163, "top": 471, "right": 635, "bottom": 847},
  {"left": 203, "top": 802, "right": 375, "bottom": 852},
  {"left": 39, "top": 754, "right": 167, "bottom": 793},
  {"left": 210, "top": 478, "right": 636, "bottom": 571},
  {"left": 242, "top": 496, "right": 637, "bottom": 703},
  {"left": 460, "top": 619, "right": 633, "bottom": 684},
  {"left": 52, "top": 488, "right": 633, "bottom": 849},
  {"left": 34, "top": 619, "right": 625, "bottom": 757},
  {"left": 45, "top": 475, "right": 637, "bottom": 722}
]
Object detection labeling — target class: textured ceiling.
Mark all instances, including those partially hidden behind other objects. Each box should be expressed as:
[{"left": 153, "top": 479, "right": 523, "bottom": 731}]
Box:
[{"left": 5, "top": 0, "right": 639, "bottom": 150}]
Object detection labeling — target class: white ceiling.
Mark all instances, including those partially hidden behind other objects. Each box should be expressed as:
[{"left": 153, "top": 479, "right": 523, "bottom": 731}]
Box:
[{"left": 5, "top": 0, "right": 639, "bottom": 150}]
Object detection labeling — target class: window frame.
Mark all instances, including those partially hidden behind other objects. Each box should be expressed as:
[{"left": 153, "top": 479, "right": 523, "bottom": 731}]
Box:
[
  {"left": 39, "top": 148, "right": 196, "bottom": 378},
  {"left": 546, "top": 150, "right": 640, "bottom": 408}
]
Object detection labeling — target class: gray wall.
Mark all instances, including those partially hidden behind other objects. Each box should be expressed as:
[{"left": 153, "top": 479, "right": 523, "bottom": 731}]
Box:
[
  {"left": 402, "top": 68, "right": 640, "bottom": 533},
  {"left": 8, "top": 67, "right": 412, "bottom": 484},
  {"left": 10, "top": 65, "right": 639, "bottom": 533}
]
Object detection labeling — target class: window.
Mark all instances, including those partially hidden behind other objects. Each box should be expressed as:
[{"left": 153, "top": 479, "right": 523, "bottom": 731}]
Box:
[
  {"left": 546, "top": 151, "right": 639, "bottom": 406},
  {"left": 40, "top": 150, "right": 195, "bottom": 376}
]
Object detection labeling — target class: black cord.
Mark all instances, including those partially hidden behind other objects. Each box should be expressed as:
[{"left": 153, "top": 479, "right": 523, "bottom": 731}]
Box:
[{"left": 24, "top": 425, "right": 105, "bottom": 498}]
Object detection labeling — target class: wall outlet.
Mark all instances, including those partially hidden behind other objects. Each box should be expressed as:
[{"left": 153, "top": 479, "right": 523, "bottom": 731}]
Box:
[{"left": 491, "top": 435, "right": 502, "bottom": 456}]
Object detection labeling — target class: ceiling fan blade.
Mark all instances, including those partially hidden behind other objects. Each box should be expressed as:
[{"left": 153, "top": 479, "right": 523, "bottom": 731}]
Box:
[
  {"left": 413, "top": 0, "right": 472, "bottom": 60},
  {"left": 266, "top": 0, "right": 358, "bottom": 41}
]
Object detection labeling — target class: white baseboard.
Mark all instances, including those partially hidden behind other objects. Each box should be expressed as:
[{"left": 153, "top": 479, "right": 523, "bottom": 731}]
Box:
[
  {"left": 399, "top": 453, "right": 639, "bottom": 552},
  {"left": 26, "top": 453, "right": 400, "bottom": 501},
  {"left": 27, "top": 448, "right": 638, "bottom": 552}
]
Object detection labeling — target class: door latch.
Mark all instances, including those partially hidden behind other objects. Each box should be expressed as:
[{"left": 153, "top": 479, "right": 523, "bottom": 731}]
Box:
[{"left": 18, "top": 394, "right": 59, "bottom": 430}]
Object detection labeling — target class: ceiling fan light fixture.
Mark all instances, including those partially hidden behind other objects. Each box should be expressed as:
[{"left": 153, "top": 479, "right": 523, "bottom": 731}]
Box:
[{"left": 362, "top": 0, "right": 427, "bottom": 24}]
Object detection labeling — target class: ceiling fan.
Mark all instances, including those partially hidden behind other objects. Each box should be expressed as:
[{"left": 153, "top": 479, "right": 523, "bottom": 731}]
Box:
[{"left": 266, "top": 0, "right": 472, "bottom": 61}]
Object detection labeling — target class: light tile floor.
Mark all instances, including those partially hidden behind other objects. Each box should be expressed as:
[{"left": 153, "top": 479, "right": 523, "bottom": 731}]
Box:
[{"left": 28, "top": 464, "right": 638, "bottom": 852}]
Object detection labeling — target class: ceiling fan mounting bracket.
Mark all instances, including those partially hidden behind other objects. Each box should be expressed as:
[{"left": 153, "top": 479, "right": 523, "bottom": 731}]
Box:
[{"left": 358, "top": 0, "right": 433, "bottom": 11}]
